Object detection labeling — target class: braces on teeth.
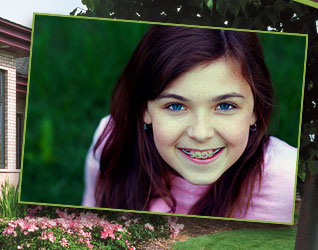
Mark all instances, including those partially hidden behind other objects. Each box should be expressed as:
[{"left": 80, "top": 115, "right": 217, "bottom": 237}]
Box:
[{"left": 181, "top": 148, "right": 221, "bottom": 159}]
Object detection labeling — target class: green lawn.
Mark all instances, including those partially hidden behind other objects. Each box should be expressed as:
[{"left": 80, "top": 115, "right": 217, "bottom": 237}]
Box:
[{"left": 171, "top": 228, "right": 296, "bottom": 250}]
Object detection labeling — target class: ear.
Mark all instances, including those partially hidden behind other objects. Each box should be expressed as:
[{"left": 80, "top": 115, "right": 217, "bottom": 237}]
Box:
[
  {"left": 143, "top": 105, "right": 152, "bottom": 125},
  {"left": 250, "top": 112, "right": 257, "bottom": 126}
]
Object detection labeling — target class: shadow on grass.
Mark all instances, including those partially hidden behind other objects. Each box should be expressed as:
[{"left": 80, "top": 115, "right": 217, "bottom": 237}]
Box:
[{"left": 171, "top": 228, "right": 296, "bottom": 250}]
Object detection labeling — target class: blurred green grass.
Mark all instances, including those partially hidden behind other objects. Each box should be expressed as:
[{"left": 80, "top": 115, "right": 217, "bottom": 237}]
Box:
[
  {"left": 20, "top": 15, "right": 305, "bottom": 206},
  {"left": 171, "top": 228, "right": 297, "bottom": 249}
]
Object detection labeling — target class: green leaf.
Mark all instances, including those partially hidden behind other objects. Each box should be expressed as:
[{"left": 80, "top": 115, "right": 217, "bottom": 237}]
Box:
[
  {"left": 273, "top": 0, "right": 288, "bottom": 12},
  {"left": 81, "top": 0, "right": 95, "bottom": 10},
  {"left": 307, "top": 81, "right": 314, "bottom": 91},
  {"left": 0, "top": 180, "right": 22, "bottom": 219},
  {"left": 205, "top": 0, "right": 214, "bottom": 9},
  {"left": 298, "top": 159, "right": 306, "bottom": 182},
  {"left": 253, "top": 16, "right": 267, "bottom": 29},
  {"left": 307, "top": 159, "right": 318, "bottom": 176},
  {"left": 240, "top": 0, "right": 249, "bottom": 10},
  {"left": 252, "top": 0, "right": 261, "bottom": 11},
  {"left": 228, "top": 0, "right": 241, "bottom": 17},
  {"left": 292, "top": 2, "right": 307, "bottom": 18},
  {"left": 70, "top": 8, "right": 77, "bottom": 16},
  {"left": 118, "top": 0, "right": 133, "bottom": 4},
  {"left": 216, "top": 0, "right": 228, "bottom": 16}
]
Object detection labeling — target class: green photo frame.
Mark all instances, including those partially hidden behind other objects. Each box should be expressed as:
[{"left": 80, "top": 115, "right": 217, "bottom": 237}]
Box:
[
  {"left": 19, "top": 13, "right": 307, "bottom": 225},
  {"left": 292, "top": 0, "right": 318, "bottom": 8}
]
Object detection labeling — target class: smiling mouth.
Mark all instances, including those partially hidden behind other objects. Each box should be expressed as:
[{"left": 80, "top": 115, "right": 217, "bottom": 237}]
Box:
[{"left": 180, "top": 148, "right": 223, "bottom": 159}]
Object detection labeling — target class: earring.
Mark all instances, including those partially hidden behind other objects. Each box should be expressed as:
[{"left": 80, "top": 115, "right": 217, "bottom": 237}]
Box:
[
  {"left": 144, "top": 123, "right": 152, "bottom": 130},
  {"left": 250, "top": 123, "right": 257, "bottom": 132}
]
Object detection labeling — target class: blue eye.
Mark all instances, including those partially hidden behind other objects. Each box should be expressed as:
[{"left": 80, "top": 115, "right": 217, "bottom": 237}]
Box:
[
  {"left": 217, "top": 103, "right": 235, "bottom": 110},
  {"left": 168, "top": 103, "right": 184, "bottom": 111}
]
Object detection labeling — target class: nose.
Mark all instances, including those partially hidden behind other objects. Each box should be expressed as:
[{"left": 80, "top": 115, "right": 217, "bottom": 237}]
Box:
[{"left": 186, "top": 113, "right": 214, "bottom": 142}]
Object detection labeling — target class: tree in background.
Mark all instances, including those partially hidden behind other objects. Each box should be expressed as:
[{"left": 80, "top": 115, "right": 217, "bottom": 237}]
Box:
[{"left": 72, "top": 1, "right": 318, "bottom": 249}]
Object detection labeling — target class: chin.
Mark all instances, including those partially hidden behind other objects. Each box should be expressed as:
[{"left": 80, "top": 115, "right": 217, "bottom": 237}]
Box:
[{"left": 185, "top": 177, "right": 215, "bottom": 186}]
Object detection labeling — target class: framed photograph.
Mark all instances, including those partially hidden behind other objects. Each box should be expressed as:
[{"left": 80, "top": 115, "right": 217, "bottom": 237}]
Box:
[{"left": 19, "top": 14, "right": 307, "bottom": 224}]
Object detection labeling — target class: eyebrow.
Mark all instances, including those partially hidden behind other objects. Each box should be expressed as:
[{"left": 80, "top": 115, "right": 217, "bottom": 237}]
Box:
[
  {"left": 157, "top": 93, "right": 190, "bottom": 102},
  {"left": 157, "top": 92, "right": 245, "bottom": 102},
  {"left": 212, "top": 93, "right": 245, "bottom": 102}
]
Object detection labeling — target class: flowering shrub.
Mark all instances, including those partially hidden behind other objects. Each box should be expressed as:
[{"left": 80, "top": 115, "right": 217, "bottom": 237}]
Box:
[
  {"left": 0, "top": 206, "right": 184, "bottom": 249},
  {"left": 0, "top": 213, "right": 134, "bottom": 249},
  {"left": 166, "top": 216, "right": 185, "bottom": 239},
  {"left": 117, "top": 212, "right": 172, "bottom": 246}
]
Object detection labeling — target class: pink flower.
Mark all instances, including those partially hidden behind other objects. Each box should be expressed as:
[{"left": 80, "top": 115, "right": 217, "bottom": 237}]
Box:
[
  {"left": 167, "top": 221, "right": 184, "bottom": 239},
  {"left": 124, "top": 220, "right": 131, "bottom": 227},
  {"left": 120, "top": 216, "right": 127, "bottom": 220},
  {"left": 60, "top": 237, "right": 69, "bottom": 247},
  {"left": 144, "top": 223, "right": 154, "bottom": 232},
  {"left": 2, "top": 226, "right": 16, "bottom": 236},
  {"left": 100, "top": 228, "right": 115, "bottom": 239},
  {"left": 87, "top": 242, "right": 94, "bottom": 250},
  {"left": 125, "top": 240, "right": 136, "bottom": 250},
  {"left": 40, "top": 231, "right": 47, "bottom": 240},
  {"left": 47, "top": 231, "right": 56, "bottom": 243},
  {"left": 47, "top": 220, "right": 57, "bottom": 227}
]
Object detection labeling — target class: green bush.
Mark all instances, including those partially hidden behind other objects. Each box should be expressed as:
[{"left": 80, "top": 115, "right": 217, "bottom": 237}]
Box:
[{"left": 0, "top": 180, "right": 27, "bottom": 219}]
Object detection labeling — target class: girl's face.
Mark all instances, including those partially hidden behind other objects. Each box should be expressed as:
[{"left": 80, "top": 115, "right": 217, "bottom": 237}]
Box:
[{"left": 144, "top": 58, "right": 256, "bottom": 185}]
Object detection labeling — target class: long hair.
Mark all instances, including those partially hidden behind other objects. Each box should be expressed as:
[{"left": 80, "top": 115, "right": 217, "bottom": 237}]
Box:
[{"left": 94, "top": 25, "right": 273, "bottom": 217}]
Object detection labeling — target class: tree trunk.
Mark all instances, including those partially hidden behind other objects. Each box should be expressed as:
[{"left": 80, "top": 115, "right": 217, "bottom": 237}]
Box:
[
  {"left": 295, "top": 167, "right": 318, "bottom": 250},
  {"left": 297, "top": 176, "right": 305, "bottom": 198}
]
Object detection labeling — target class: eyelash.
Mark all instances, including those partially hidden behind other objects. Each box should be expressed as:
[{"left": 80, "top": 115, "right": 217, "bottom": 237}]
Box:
[
  {"left": 215, "top": 102, "right": 237, "bottom": 111},
  {"left": 165, "top": 102, "right": 237, "bottom": 112},
  {"left": 165, "top": 102, "right": 186, "bottom": 112}
]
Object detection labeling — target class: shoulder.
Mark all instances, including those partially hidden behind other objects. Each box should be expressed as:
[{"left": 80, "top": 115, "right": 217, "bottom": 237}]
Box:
[
  {"left": 263, "top": 136, "right": 298, "bottom": 177},
  {"left": 243, "top": 137, "right": 298, "bottom": 223},
  {"left": 92, "top": 115, "right": 112, "bottom": 145},
  {"left": 88, "top": 114, "right": 112, "bottom": 163},
  {"left": 82, "top": 115, "right": 112, "bottom": 207}
]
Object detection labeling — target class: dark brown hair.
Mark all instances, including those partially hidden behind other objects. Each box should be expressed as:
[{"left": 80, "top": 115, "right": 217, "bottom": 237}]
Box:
[{"left": 94, "top": 25, "right": 273, "bottom": 217}]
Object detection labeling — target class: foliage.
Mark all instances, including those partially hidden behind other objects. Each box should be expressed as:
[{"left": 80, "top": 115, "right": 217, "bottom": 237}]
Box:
[
  {"left": 299, "top": 120, "right": 318, "bottom": 180},
  {"left": 171, "top": 228, "right": 296, "bottom": 249},
  {"left": 72, "top": 0, "right": 317, "bottom": 33},
  {"left": 0, "top": 212, "right": 134, "bottom": 249},
  {"left": 0, "top": 206, "right": 182, "bottom": 249},
  {"left": 0, "top": 180, "right": 27, "bottom": 219}
]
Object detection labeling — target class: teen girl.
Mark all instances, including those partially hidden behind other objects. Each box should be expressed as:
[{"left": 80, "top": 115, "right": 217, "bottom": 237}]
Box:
[{"left": 82, "top": 25, "right": 297, "bottom": 223}]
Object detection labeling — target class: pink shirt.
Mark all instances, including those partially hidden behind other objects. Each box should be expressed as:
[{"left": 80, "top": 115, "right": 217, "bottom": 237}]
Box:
[{"left": 83, "top": 116, "right": 298, "bottom": 223}]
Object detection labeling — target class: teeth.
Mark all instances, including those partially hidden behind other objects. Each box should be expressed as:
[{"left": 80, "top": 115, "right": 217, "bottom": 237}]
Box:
[
  {"left": 181, "top": 148, "right": 221, "bottom": 159},
  {"left": 194, "top": 152, "right": 202, "bottom": 158}
]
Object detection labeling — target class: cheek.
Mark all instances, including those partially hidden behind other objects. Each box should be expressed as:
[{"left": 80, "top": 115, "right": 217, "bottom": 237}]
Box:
[
  {"left": 220, "top": 117, "right": 251, "bottom": 147},
  {"left": 152, "top": 118, "right": 184, "bottom": 148}
]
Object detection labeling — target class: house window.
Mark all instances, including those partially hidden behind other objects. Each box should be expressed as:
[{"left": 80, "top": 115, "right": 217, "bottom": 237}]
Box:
[
  {"left": 0, "top": 70, "right": 4, "bottom": 168},
  {"left": 17, "top": 114, "right": 23, "bottom": 169}
]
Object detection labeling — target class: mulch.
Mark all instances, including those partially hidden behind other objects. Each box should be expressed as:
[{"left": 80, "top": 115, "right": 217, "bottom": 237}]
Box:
[{"left": 139, "top": 199, "right": 301, "bottom": 250}]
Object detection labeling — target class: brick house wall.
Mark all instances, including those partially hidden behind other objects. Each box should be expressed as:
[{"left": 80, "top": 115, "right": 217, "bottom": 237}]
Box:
[
  {"left": 0, "top": 17, "right": 31, "bottom": 188},
  {"left": 0, "top": 50, "right": 19, "bottom": 186}
]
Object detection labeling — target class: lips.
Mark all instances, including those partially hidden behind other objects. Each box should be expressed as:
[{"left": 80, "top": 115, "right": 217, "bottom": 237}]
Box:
[{"left": 180, "top": 147, "right": 223, "bottom": 159}]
